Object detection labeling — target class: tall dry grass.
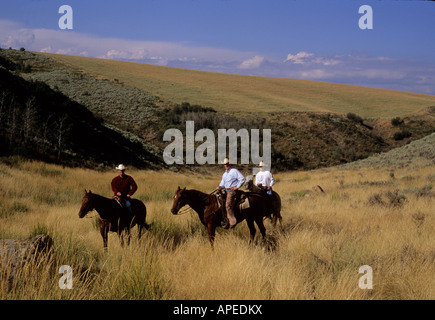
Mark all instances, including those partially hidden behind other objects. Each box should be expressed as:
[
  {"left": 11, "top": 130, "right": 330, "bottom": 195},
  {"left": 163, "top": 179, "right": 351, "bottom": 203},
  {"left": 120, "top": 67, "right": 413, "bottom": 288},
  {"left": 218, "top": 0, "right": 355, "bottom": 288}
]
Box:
[{"left": 1, "top": 157, "right": 434, "bottom": 299}]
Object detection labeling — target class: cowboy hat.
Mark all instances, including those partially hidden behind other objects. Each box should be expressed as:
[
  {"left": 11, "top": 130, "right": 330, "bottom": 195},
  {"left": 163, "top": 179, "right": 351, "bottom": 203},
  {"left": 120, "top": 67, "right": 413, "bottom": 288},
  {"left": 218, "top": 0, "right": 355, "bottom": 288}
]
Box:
[
  {"left": 223, "top": 158, "right": 230, "bottom": 165},
  {"left": 116, "top": 164, "right": 126, "bottom": 171},
  {"left": 258, "top": 161, "right": 265, "bottom": 167}
]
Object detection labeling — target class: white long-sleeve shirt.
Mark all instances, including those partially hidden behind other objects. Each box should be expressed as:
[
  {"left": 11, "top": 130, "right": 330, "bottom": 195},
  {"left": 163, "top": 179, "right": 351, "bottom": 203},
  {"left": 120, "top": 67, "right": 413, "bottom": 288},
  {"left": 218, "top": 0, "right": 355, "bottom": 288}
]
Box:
[
  {"left": 219, "top": 168, "right": 245, "bottom": 189},
  {"left": 255, "top": 170, "right": 275, "bottom": 187}
]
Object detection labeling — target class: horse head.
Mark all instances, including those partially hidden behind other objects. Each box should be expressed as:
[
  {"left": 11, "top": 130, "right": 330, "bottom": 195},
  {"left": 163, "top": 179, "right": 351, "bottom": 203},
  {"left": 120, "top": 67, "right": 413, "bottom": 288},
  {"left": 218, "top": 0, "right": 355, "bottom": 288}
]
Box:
[
  {"left": 78, "top": 189, "right": 94, "bottom": 218},
  {"left": 171, "top": 186, "right": 187, "bottom": 215},
  {"left": 244, "top": 176, "right": 255, "bottom": 191}
]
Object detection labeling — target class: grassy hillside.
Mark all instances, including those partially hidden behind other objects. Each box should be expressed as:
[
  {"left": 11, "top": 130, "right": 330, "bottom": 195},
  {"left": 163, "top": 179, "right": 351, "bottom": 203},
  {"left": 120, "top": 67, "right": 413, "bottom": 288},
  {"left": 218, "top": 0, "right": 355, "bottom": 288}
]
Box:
[
  {"left": 40, "top": 52, "right": 435, "bottom": 119},
  {"left": 1, "top": 49, "right": 434, "bottom": 171},
  {"left": 1, "top": 133, "right": 434, "bottom": 299},
  {"left": 341, "top": 132, "right": 435, "bottom": 170}
]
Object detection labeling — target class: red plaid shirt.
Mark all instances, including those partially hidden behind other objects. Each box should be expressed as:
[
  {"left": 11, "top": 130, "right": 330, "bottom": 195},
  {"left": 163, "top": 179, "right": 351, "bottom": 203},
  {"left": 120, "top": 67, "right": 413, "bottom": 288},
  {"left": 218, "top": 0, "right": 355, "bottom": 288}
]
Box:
[{"left": 111, "top": 174, "right": 137, "bottom": 197}]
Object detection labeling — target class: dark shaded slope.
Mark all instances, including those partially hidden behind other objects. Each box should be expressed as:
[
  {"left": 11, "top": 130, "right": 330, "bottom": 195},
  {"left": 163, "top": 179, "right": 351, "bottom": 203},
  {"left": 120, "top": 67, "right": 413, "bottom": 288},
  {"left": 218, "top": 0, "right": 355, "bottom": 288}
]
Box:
[{"left": 0, "top": 67, "right": 162, "bottom": 169}]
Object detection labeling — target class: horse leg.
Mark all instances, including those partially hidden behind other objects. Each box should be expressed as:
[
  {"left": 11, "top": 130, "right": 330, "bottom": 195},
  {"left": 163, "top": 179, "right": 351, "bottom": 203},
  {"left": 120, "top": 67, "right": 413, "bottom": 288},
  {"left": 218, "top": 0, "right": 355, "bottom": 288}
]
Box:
[
  {"left": 126, "top": 228, "right": 131, "bottom": 246},
  {"left": 255, "top": 216, "right": 266, "bottom": 240},
  {"left": 272, "top": 209, "right": 283, "bottom": 229},
  {"left": 117, "top": 228, "right": 131, "bottom": 247},
  {"left": 207, "top": 222, "right": 216, "bottom": 249},
  {"left": 271, "top": 215, "right": 277, "bottom": 228},
  {"left": 118, "top": 226, "right": 127, "bottom": 247},
  {"left": 272, "top": 194, "right": 282, "bottom": 228},
  {"left": 118, "top": 232, "right": 124, "bottom": 247},
  {"left": 99, "top": 219, "right": 109, "bottom": 251},
  {"left": 138, "top": 224, "right": 144, "bottom": 240},
  {"left": 136, "top": 205, "right": 149, "bottom": 241},
  {"left": 246, "top": 218, "right": 257, "bottom": 244}
]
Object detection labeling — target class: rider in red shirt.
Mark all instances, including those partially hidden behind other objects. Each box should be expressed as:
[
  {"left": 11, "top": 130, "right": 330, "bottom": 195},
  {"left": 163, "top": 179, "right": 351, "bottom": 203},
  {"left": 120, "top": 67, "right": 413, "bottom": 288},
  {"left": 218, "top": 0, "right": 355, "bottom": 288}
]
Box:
[{"left": 111, "top": 164, "right": 137, "bottom": 215}]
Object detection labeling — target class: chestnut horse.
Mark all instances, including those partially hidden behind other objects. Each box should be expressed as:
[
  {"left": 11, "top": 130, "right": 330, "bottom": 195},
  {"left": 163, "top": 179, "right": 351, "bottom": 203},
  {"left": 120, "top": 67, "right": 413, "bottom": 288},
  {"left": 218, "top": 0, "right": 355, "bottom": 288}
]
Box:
[
  {"left": 244, "top": 177, "right": 282, "bottom": 227},
  {"left": 78, "top": 190, "right": 149, "bottom": 250},
  {"left": 171, "top": 187, "right": 268, "bottom": 246}
]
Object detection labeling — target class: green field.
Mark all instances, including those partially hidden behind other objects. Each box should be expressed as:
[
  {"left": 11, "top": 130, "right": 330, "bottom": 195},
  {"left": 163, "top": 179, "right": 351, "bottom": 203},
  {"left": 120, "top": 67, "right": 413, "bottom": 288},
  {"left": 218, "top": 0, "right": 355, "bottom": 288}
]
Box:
[{"left": 40, "top": 53, "right": 435, "bottom": 119}]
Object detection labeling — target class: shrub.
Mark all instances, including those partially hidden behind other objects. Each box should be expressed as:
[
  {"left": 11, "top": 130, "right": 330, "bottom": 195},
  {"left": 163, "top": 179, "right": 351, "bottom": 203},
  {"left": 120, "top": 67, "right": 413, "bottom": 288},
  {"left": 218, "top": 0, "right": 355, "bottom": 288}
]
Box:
[
  {"left": 346, "top": 113, "right": 363, "bottom": 124},
  {"left": 415, "top": 184, "right": 434, "bottom": 198},
  {"left": 393, "top": 130, "right": 412, "bottom": 141},
  {"left": 385, "top": 189, "right": 407, "bottom": 208},
  {"left": 367, "top": 190, "right": 407, "bottom": 208},
  {"left": 391, "top": 117, "right": 404, "bottom": 126}
]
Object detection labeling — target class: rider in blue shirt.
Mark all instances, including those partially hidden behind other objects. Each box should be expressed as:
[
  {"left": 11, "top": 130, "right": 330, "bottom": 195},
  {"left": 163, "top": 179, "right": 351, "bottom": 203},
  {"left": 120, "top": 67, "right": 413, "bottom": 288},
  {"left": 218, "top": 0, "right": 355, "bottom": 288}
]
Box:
[
  {"left": 218, "top": 163, "right": 245, "bottom": 190},
  {"left": 216, "top": 158, "right": 245, "bottom": 228}
]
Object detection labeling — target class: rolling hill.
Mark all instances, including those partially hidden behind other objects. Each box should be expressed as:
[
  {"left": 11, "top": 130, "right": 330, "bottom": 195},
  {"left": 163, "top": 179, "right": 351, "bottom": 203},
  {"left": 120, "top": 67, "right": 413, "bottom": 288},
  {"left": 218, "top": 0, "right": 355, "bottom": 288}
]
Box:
[
  {"left": 1, "top": 48, "right": 434, "bottom": 171},
  {"left": 340, "top": 132, "right": 435, "bottom": 170},
  {"left": 39, "top": 52, "right": 435, "bottom": 119}
]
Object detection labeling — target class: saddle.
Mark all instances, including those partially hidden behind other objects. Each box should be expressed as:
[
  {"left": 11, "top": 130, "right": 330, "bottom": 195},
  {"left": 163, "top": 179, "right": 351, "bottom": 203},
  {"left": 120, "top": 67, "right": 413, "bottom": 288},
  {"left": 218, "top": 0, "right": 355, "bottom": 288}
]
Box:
[
  {"left": 239, "top": 196, "right": 250, "bottom": 211},
  {"left": 215, "top": 190, "right": 249, "bottom": 211}
]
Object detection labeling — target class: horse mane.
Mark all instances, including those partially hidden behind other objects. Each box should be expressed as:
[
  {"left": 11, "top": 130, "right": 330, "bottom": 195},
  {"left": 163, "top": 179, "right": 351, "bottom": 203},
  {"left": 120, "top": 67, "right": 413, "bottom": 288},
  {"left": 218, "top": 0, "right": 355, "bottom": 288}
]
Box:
[
  {"left": 184, "top": 189, "right": 210, "bottom": 199},
  {"left": 88, "top": 192, "right": 104, "bottom": 199},
  {"left": 86, "top": 191, "right": 112, "bottom": 201}
]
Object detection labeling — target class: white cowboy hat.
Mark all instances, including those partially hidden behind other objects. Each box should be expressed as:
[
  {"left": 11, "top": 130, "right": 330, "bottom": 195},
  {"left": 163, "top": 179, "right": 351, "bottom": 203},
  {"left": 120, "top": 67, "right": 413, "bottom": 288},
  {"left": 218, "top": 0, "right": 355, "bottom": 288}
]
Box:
[
  {"left": 223, "top": 158, "right": 230, "bottom": 165},
  {"left": 116, "top": 164, "right": 126, "bottom": 171},
  {"left": 258, "top": 161, "right": 265, "bottom": 167}
]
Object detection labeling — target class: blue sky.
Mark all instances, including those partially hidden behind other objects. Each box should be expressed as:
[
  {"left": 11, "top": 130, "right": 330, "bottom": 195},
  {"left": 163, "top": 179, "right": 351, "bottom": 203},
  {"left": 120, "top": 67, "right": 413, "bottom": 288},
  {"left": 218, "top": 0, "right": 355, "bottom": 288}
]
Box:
[{"left": 1, "top": 0, "right": 435, "bottom": 94}]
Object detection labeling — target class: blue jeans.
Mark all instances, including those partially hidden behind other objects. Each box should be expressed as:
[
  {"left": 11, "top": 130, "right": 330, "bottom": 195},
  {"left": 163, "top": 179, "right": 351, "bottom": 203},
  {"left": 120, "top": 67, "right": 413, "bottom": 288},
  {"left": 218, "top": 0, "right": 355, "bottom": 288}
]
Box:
[{"left": 124, "top": 198, "right": 133, "bottom": 215}]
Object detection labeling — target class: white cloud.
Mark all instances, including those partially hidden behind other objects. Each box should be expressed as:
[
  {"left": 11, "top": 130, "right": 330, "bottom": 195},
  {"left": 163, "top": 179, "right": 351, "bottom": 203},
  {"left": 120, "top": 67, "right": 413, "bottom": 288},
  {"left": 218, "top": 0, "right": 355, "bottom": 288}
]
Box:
[
  {"left": 300, "top": 69, "right": 329, "bottom": 79},
  {"left": 40, "top": 45, "right": 52, "bottom": 53},
  {"left": 238, "top": 56, "right": 265, "bottom": 69},
  {"left": 297, "top": 68, "right": 406, "bottom": 81},
  {"left": 284, "top": 51, "right": 340, "bottom": 66},
  {"left": 284, "top": 51, "right": 314, "bottom": 64},
  {"left": 2, "top": 28, "right": 35, "bottom": 49},
  {"left": 103, "top": 49, "right": 147, "bottom": 60},
  {"left": 355, "top": 69, "right": 406, "bottom": 80},
  {"left": 314, "top": 57, "right": 340, "bottom": 66},
  {"left": 0, "top": 19, "right": 254, "bottom": 63},
  {"left": 1, "top": 19, "right": 434, "bottom": 94}
]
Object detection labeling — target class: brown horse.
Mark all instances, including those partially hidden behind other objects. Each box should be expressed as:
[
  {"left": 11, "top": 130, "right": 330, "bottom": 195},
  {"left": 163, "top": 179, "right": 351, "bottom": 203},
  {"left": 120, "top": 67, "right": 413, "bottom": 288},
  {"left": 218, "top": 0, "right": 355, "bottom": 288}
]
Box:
[
  {"left": 171, "top": 187, "right": 268, "bottom": 246},
  {"left": 244, "top": 176, "right": 282, "bottom": 227},
  {"left": 78, "top": 190, "right": 149, "bottom": 250}
]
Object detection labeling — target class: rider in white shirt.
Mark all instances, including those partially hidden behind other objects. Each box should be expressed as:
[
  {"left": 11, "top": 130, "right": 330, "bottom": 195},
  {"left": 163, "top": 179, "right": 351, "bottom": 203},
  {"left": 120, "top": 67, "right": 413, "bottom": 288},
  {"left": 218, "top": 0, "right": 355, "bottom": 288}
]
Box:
[{"left": 255, "top": 161, "right": 275, "bottom": 195}]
